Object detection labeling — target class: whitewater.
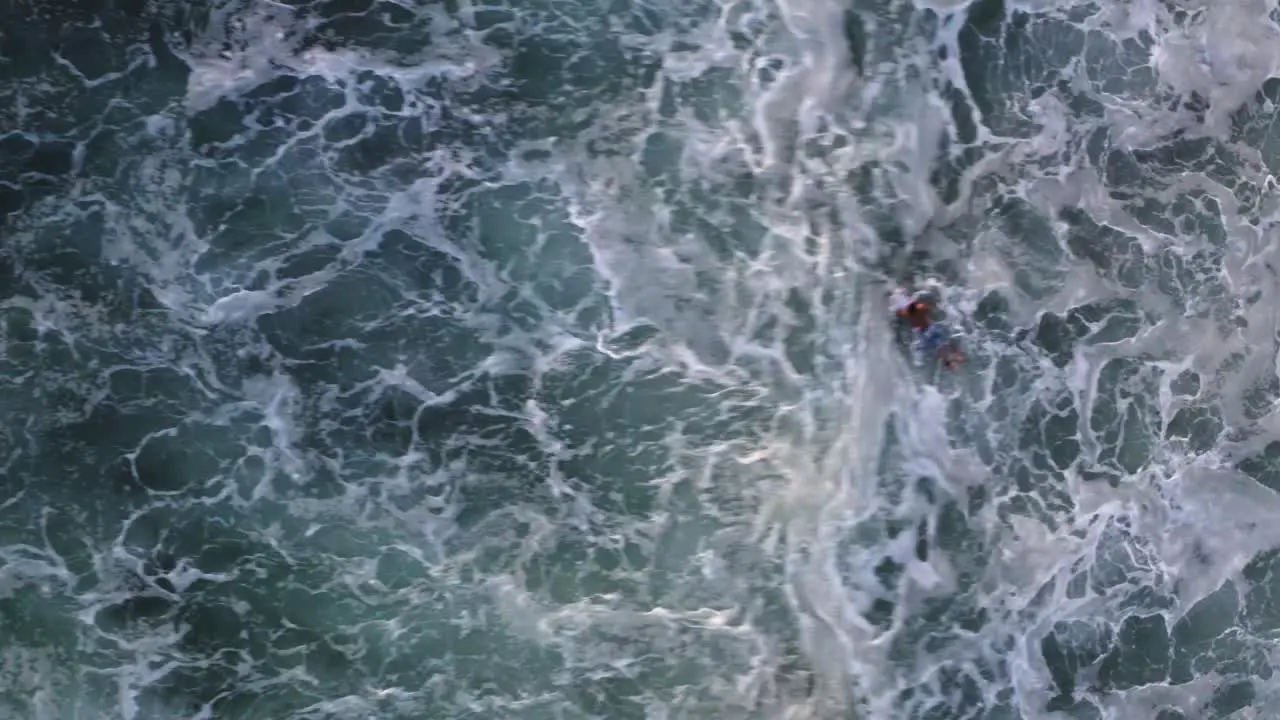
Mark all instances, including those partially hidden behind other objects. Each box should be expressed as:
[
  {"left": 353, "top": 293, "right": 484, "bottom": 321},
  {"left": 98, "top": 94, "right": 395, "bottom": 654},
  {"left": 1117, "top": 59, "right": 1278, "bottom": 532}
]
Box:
[{"left": 3, "top": 0, "right": 1280, "bottom": 718}]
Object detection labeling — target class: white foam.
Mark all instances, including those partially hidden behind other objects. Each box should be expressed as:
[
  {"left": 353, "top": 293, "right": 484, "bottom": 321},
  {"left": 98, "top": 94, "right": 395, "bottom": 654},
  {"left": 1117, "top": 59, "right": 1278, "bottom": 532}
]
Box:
[
  {"left": 1150, "top": 0, "right": 1280, "bottom": 139},
  {"left": 181, "top": 3, "right": 303, "bottom": 113},
  {"left": 200, "top": 288, "right": 280, "bottom": 324}
]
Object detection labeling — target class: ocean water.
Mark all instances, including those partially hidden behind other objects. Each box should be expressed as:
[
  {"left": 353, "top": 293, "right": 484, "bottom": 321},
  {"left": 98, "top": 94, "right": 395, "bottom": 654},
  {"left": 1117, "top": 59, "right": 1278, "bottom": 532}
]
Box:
[{"left": 3, "top": 0, "right": 1280, "bottom": 718}]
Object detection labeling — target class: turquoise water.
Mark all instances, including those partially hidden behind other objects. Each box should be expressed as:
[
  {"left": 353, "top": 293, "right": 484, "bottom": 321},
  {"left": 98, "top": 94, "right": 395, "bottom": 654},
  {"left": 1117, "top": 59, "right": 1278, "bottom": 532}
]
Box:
[{"left": 4, "top": 0, "right": 1280, "bottom": 718}]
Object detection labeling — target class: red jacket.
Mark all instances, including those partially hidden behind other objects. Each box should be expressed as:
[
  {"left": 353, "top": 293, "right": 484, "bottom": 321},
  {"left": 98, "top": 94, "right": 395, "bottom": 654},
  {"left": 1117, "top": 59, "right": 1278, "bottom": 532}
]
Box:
[{"left": 898, "top": 301, "right": 932, "bottom": 330}]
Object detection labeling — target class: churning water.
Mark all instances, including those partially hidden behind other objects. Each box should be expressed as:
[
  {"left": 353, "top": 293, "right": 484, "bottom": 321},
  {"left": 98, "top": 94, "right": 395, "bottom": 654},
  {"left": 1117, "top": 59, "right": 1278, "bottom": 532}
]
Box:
[{"left": 3, "top": 0, "right": 1280, "bottom": 718}]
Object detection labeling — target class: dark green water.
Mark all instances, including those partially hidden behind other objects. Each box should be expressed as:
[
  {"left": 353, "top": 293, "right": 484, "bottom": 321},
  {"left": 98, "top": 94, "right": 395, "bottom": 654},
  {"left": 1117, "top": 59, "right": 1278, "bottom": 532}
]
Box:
[{"left": 4, "top": 0, "right": 1280, "bottom": 718}]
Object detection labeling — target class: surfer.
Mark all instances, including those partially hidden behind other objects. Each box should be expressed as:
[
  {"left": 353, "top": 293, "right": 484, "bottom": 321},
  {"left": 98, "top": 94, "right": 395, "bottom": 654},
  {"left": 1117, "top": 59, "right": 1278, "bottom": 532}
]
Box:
[{"left": 888, "top": 287, "right": 964, "bottom": 370}]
